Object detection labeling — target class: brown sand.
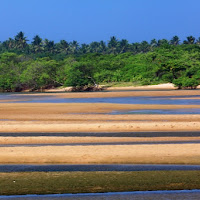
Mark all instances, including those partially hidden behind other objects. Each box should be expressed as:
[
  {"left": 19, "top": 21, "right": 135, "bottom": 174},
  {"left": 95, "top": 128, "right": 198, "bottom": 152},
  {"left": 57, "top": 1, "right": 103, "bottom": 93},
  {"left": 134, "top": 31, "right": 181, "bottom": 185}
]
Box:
[
  {"left": 1, "top": 89, "right": 200, "bottom": 165},
  {"left": 1, "top": 121, "right": 200, "bottom": 133},
  {"left": 0, "top": 144, "right": 199, "bottom": 164},
  {"left": 1, "top": 103, "right": 200, "bottom": 133}
]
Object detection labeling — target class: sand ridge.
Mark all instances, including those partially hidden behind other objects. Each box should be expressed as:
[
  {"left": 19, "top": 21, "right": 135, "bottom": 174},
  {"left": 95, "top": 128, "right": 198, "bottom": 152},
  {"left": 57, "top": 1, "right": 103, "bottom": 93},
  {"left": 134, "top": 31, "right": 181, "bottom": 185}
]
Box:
[{"left": 0, "top": 144, "right": 199, "bottom": 164}]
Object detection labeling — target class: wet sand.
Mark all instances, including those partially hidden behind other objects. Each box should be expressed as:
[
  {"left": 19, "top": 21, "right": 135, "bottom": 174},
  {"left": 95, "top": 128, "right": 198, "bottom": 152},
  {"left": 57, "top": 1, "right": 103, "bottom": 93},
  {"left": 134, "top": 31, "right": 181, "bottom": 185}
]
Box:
[{"left": 1, "top": 136, "right": 200, "bottom": 145}]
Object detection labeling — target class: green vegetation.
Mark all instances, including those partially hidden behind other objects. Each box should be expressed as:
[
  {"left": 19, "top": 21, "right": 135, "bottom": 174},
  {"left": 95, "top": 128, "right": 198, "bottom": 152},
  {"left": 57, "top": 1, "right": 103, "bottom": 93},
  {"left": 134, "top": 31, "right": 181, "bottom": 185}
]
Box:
[
  {"left": 0, "top": 171, "right": 200, "bottom": 195},
  {"left": 1, "top": 32, "right": 200, "bottom": 91}
]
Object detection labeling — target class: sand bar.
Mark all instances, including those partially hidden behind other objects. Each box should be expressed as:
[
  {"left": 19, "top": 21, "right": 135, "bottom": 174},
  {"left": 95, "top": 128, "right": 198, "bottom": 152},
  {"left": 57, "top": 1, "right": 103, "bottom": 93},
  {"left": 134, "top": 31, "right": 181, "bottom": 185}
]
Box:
[{"left": 0, "top": 144, "right": 199, "bottom": 164}]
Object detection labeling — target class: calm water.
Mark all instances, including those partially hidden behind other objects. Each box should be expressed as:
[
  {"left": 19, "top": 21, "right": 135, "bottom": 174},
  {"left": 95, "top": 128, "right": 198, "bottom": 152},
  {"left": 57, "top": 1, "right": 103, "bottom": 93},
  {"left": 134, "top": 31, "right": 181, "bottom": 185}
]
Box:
[
  {"left": 1, "top": 164, "right": 200, "bottom": 172},
  {"left": 1, "top": 190, "right": 200, "bottom": 200},
  {"left": 1, "top": 93, "right": 200, "bottom": 105}
]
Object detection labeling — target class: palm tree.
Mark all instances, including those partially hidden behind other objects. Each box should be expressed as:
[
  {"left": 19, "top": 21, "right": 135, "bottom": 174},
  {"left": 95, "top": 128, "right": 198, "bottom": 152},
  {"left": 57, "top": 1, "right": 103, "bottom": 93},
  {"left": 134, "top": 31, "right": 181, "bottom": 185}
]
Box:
[
  {"left": 14, "top": 31, "right": 28, "bottom": 49},
  {"left": 80, "top": 43, "right": 90, "bottom": 54},
  {"left": 90, "top": 42, "right": 100, "bottom": 53},
  {"left": 99, "top": 40, "right": 107, "bottom": 54},
  {"left": 2, "top": 38, "right": 15, "bottom": 50},
  {"left": 58, "top": 40, "right": 70, "bottom": 54},
  {"left": 130, "top": 42, "right": 140, "bottom": 54},
  {"left": 108, "top": 36, "right": 118, "bottom": 54},
  {"left": 157, "top": 39, "right": 169, "bottom": 47},
  {"left": 70, "top": 40, "right": 79, "bottom": 54},
  {"left": 183, "top": 36, "right": 196, "bottom": 44},
  {"left": 32, "top": 35, "right": 43, "bottom": 53},
  {"left": 140, "top": 41, "right": 150, "bottom": 53},
  {"left": 44, "top": 39, "right": 55, "bottom": 53},
  {"left": 170, "top": 36, "right": 180, "bottom": 46},
  {"left": 119, "top": 39, "right": 129, "bottom": 53}
]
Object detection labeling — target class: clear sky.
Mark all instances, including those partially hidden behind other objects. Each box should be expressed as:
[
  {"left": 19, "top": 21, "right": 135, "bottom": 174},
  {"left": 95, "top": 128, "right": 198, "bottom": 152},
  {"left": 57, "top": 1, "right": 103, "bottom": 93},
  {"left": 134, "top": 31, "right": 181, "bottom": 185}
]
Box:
[{"left": 0, "top": 0, "right": 199, "bottom": 44}]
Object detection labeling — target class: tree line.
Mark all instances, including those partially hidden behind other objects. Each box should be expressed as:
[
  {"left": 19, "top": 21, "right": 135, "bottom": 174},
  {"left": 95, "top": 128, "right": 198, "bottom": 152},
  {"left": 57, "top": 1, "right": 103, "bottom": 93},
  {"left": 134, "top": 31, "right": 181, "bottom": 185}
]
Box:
[
  {"left": 0, "top": 32, "right": 200, "bottom": 92},
  {"left": 1, "top": 32, "right": 200, "bottom": 56}
]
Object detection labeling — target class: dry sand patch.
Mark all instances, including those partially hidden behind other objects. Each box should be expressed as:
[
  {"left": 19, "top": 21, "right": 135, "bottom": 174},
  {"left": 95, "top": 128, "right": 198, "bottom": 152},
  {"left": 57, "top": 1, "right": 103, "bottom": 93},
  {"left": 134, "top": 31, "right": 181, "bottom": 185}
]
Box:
[
  {"left": 1, "top": 121, "right": 200, "bottom": 133},
  {"left": 0, "top": 144, "right": 199, "bottom": 164}
]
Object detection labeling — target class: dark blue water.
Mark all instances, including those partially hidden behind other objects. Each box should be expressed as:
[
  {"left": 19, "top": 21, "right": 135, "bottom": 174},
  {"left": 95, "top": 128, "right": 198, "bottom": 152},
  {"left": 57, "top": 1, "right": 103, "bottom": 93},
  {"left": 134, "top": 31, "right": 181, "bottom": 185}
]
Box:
[
  {"left": 1, "top": 164, "right": 200, "bottom": 172},
  {"left": 1, "top": 190, "right": 200, "bottom": 200}
]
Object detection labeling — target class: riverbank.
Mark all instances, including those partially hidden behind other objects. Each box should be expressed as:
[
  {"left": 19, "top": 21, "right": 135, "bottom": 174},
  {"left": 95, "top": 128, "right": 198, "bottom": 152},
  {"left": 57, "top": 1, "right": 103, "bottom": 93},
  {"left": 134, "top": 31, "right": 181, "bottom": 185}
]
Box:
[{"left": 0, "top": 171, "right": 200, "bottom": 195}]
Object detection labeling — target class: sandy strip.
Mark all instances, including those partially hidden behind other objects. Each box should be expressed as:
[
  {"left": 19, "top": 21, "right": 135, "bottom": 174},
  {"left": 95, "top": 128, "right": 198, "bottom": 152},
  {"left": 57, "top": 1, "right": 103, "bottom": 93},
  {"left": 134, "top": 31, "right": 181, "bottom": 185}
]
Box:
[
  {"left": 1, "top": 121, "right": 200, "bottom": 133},
  {"left": 106, "top": 83, "right": 176, "bottom": 90},
  {"left": 0, "top": 144, "right": 199, "bottom": 164},
  {"left": 1, "top": 136, "right": 200, "bottom": 145},
  {"left": 1, "top": 103, "right": 200, "bottom": 115},
  {"left": 1, "top": 114, "right": 200, "bottom": 122}
]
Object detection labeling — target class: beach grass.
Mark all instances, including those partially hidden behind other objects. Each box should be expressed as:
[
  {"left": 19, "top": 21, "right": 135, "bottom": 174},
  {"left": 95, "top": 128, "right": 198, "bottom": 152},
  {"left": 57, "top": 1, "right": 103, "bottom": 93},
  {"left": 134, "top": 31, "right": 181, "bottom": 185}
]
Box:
[{"left": 1, "top": 171, "right": 200, "bottom": 196}]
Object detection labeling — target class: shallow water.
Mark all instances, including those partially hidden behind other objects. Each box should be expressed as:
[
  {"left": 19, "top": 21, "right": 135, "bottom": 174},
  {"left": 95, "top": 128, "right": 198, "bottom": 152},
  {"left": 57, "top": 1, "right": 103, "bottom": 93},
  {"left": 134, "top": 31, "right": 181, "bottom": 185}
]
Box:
[
  {"left": 1, "top": 131, "right": 200, "bottom": 137},
  {"left": 1, "top": 93, "right": 200, "bottom": 105},
  {"left": 1, "top": 190, "right": 200, "bottom": 200},
  {"left": 1, "top": 140, "right": 200, "bottom": 147},
  {"left": 1, "top": 164, "right": 200, "bottom": 172},
  {"left": 111, "top": 108, "right": 200, "bottom": 115}
]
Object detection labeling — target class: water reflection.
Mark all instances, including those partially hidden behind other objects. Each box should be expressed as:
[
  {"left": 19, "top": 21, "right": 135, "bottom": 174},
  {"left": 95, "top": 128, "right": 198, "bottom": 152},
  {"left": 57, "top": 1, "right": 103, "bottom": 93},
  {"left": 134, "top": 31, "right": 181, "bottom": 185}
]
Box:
[{"left": 1, "top": 94, "right": 200, "bottom": 105}]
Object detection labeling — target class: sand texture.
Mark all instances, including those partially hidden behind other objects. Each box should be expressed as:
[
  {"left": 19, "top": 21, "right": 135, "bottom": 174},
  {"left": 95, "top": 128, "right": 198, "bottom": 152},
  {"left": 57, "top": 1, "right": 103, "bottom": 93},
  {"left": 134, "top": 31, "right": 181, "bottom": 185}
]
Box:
[
  {"left": 0, "top": 144, "right": 199, "bottom": 164},
  {"left": 1, "top": 89, "right": 200, "bottom": 164}
]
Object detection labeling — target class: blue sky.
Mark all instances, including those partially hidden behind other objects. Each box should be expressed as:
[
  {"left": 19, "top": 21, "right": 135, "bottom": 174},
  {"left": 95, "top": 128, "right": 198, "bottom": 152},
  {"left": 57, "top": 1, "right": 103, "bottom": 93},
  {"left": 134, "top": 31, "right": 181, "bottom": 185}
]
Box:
[{"left": 0, "top": 0, "right": 200, "bottom": 43}]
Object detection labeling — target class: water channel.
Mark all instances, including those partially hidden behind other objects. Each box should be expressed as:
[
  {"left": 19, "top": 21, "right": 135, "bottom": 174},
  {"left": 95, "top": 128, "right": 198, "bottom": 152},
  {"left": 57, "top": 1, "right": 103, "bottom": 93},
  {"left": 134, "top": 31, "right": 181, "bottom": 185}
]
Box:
[{"left": 1, "top": 190, "right": 200, "bottom": 200}]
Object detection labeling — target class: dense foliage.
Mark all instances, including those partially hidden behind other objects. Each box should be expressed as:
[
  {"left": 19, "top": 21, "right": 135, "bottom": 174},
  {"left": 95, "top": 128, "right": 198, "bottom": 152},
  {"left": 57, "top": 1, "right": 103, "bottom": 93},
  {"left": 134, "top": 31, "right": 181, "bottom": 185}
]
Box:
[{"left": 0, "top": 32, "right": 200, "bottom": 91}]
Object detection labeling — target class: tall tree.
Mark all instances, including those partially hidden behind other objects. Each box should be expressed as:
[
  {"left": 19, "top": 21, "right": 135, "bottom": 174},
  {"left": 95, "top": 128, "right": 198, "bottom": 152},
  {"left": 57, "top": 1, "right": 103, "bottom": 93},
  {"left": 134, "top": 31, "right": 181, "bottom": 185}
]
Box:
[
  {"left": 70, "top": 40, "right": 79, "bottom": 54},
  {"left": 170, "top": 36, "right": 180, "bottom": 46},
  {"left": 2, "top": 38, "right": 15, "bottom": 50},
  {"left": 80, "top": 43, "right": 90, "bottom": 54},
  {"left": 90, "top": 42, "right": 100, "bottom": 53},
  {"left": 44, "top": 39, "right": 55, "bottom": 53},
  {"left": 99, "top": 40, "right": 107, "bottom": 54},
  {"left": 58, "top": 40, "right": 70, "bottom": 54},
  {"left": 184, "top": 36, "right": 196, "bottom": 44},
  {"left": 157, "top": 39, "right": 169, "bottom": 47},
  {"left": 118, "top": 39, "right": 129, "bottom": 53},
  {"left": 140, "top": 41, "right": 150, "bottom": 53},
  {"left": 31, "top": 35, "right": 43, "bottom": 53},
  {"left": 108, "top": 36, "right": 118, "bottom": 54},
  {"left": 14, "top": 31, "right": 28, "bottom": 50}
]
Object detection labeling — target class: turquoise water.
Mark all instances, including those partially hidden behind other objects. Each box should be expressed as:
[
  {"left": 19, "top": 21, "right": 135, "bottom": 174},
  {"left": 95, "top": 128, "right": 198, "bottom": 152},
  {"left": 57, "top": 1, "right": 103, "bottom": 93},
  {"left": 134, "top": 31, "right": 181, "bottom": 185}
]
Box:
[{"left": 1, "top": 190, "right": 200, "bottom": 200}]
